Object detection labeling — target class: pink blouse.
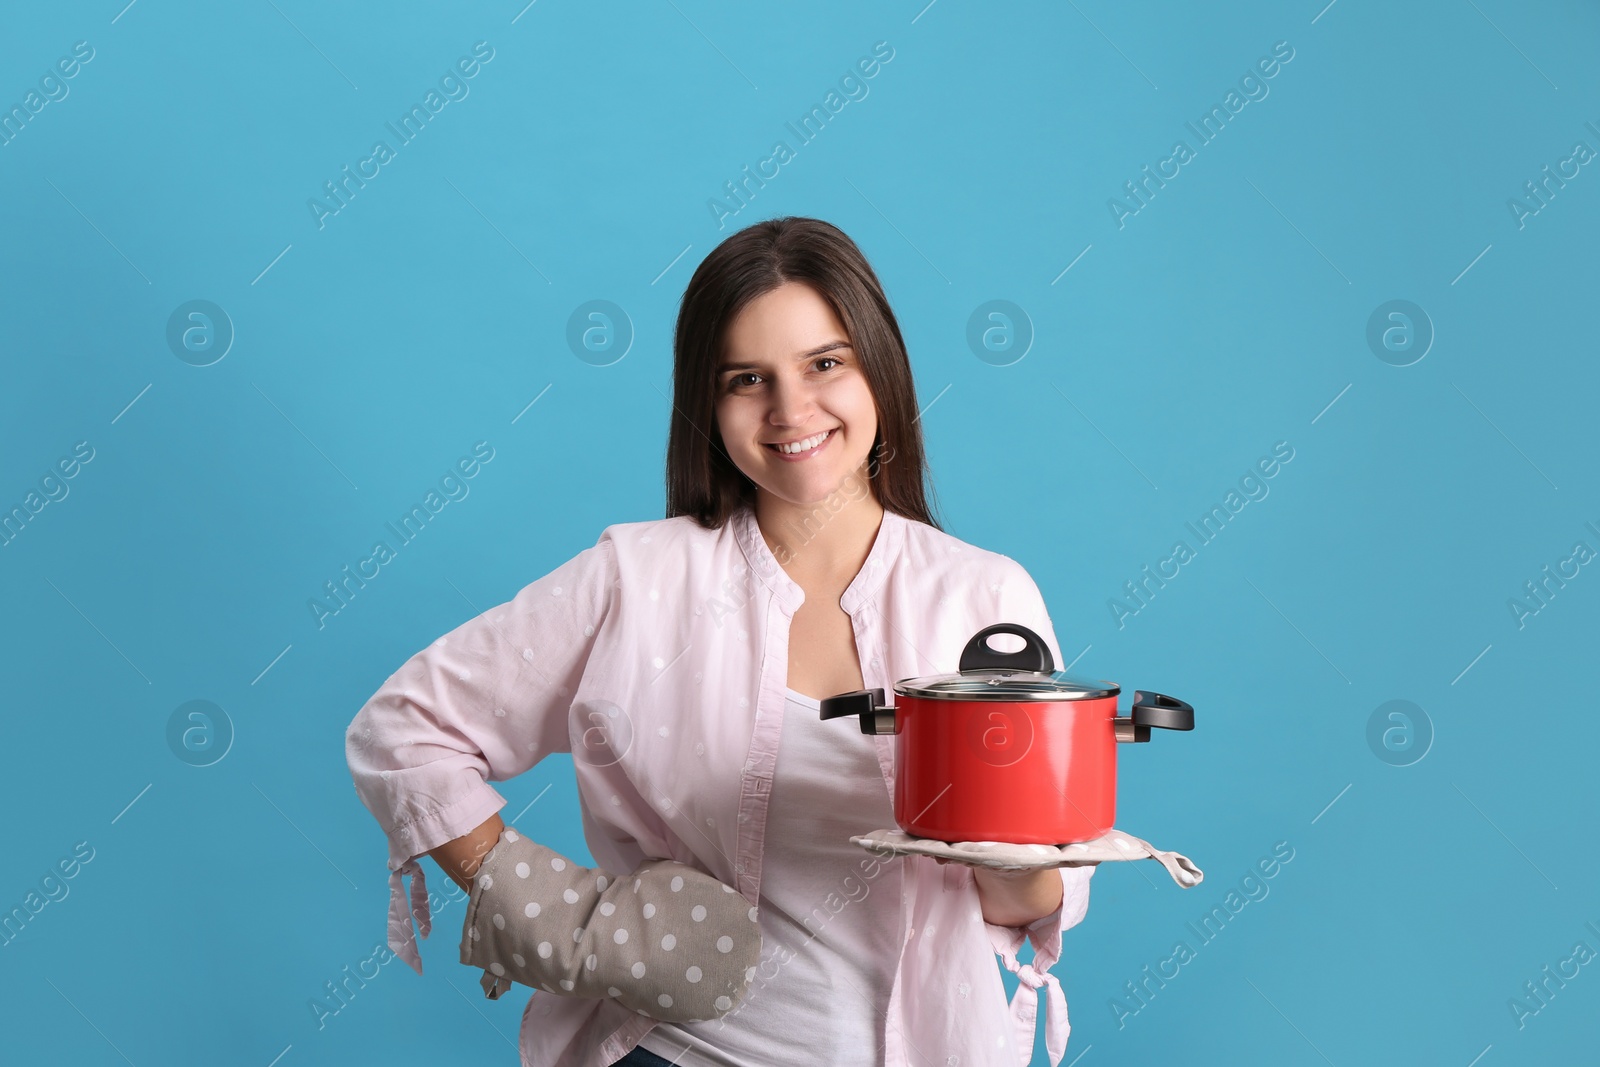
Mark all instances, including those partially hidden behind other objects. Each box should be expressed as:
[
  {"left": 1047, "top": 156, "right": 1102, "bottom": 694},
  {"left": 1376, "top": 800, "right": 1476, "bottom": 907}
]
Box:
[
  {"left": 635, "top": 685, "right": 903, "bottom": 1064},
  {"left": 344, "top": 502, "right": 1094, "bottom": 1066}
]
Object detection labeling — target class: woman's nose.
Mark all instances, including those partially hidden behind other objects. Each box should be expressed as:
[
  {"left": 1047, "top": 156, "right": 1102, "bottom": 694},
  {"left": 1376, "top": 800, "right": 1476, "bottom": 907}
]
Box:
[{"left": 766, "top": 374, "right": 817, "bottom": 425}]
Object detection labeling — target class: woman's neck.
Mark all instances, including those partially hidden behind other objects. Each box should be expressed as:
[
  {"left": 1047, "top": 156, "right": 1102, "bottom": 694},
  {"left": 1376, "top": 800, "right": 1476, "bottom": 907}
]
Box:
[{"left": 754, "top": 486, "right": 885, "bottom": 591}]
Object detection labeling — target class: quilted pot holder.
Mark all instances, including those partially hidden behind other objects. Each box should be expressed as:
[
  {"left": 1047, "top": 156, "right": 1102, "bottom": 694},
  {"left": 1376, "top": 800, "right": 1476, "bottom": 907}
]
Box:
[{"left": 851, "top": 827, "right": 1203, "bottom": 888}]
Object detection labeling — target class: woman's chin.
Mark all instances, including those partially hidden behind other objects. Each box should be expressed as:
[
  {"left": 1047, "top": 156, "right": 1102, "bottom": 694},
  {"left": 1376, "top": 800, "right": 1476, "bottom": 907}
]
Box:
[{"left": 758, "top": 470, "right": 871, "bottom": 510}]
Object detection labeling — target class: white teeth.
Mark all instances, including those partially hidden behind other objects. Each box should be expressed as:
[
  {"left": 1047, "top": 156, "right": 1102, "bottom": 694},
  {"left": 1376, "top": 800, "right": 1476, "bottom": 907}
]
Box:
[{"left": 775, "top": 430, "right": 830, "bottom": 454}]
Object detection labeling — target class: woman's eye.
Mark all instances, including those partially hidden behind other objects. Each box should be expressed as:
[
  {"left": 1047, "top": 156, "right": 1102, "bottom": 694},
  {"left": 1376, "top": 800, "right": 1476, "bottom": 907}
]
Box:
[{"left": 727, "top": 357, "right": 840, "bottom": 390}]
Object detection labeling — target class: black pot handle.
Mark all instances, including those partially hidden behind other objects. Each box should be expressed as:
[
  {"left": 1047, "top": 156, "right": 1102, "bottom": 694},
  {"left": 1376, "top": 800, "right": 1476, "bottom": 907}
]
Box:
[
  {"left": 1131, "top": 690, "right": 1194, "bottom": 731},
  {"left": 819, "top": 688, "right": 896, "bottom": 735},
  {"left": 958, "top": 623, "right": 1056, "bottom": 674}
]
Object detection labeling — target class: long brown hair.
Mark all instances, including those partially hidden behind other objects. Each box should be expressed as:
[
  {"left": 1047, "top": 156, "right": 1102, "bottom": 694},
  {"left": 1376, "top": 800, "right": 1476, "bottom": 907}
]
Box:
[{"left": 666, "top": 216, "right": 942, "bottom": 531}]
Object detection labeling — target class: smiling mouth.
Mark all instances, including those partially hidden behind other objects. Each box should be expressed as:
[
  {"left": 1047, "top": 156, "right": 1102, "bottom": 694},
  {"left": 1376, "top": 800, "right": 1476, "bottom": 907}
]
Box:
[{"left": 765, "top": 428, "right": 835, "bottom": 455}]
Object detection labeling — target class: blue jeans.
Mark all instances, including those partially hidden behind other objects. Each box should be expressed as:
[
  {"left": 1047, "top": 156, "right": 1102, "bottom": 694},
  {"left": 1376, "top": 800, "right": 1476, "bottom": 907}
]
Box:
[{"left": 607, "top": 1044, "right": 678, "bottom": 1067}]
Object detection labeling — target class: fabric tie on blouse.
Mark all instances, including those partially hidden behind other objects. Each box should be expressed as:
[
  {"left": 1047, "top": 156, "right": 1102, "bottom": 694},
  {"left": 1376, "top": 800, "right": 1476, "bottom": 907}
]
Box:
[
  {"left": 1008, "top": 961, "right": 1067, "bottom": 1066},
  {"left": 388, "top": 858, "right": 432, "bottom": 975},
  {"left": 991, "top": 916, "right": 1071, "bottom": 1066}
]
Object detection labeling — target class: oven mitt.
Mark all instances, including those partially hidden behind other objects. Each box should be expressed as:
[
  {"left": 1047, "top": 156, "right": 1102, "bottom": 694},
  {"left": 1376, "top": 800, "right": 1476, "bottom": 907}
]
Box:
[
  {"left": 851, "top": 827, "right": 1204, "bottom": 888},
  {"left": 458, "top": 827, "right": 763, "bottom": 1021}
]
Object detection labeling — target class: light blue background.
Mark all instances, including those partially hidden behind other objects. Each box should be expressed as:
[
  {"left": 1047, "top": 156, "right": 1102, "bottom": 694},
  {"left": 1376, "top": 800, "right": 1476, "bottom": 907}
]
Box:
[{"left": 2, "top": 1, "right": 1596, "bottom": 1064}]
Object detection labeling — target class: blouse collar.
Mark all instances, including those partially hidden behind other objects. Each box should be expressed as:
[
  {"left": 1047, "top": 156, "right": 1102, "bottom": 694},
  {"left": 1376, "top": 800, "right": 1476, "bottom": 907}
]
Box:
[{"left": 732, "top": 500, "right": 905, "bottom": 617}]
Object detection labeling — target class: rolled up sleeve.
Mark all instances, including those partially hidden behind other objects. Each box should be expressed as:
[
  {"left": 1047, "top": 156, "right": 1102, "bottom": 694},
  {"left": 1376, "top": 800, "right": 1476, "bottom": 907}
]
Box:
[
  {"left": 344, "top": 533, "right": 616, "bottom": 973},
  {"left": 985, "top": 865, "right": 1094, "bottom": 1066}
]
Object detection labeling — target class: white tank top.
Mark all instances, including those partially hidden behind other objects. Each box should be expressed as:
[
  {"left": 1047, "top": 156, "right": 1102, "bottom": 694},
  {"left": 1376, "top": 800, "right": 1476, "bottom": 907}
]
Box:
[{"left": 637, "top": 687, "right": 904, "bottom": 1065}]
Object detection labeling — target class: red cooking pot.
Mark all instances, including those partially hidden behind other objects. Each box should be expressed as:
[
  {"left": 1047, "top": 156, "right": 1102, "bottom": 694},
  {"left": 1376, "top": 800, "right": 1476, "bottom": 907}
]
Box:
[{"left": 820, "top": 622, "right": 1194, "bottom": 844}]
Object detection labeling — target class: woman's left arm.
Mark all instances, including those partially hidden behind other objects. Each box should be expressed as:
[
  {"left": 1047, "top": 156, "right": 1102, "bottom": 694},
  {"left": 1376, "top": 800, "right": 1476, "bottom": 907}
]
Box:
[{"left": 970, "top": 865, "right": 1065, "bottom": 928}]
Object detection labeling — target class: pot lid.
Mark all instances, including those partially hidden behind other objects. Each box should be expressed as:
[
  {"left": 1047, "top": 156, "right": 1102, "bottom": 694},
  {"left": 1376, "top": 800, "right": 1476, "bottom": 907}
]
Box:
[
  {"left": 894, "top": 670, "right": 1119, "bottom": 701},
  {"left": 892, "top": 622, "right": 1119, "bottom": 701}
]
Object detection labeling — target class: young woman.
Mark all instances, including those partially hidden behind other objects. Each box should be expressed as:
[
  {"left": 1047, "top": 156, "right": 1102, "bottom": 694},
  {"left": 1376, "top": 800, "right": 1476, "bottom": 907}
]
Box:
[{"left": 346, "top": 217, "right": 1094, "bottom": 1067}]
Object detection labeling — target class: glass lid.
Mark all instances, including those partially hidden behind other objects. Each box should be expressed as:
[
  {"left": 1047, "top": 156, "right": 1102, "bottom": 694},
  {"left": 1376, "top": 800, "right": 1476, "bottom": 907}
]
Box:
[
  {"left": 895, "top": 623, "right": 1119, "bottom": 700},
  {"left": 894, "top": 670, "right": 1119, "bottom": 701}
]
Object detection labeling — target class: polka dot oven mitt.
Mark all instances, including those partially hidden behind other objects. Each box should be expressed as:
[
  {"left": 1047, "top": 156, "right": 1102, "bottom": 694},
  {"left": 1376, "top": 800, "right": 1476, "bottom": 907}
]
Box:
[{"left": 459, "top": 828, "right": 763, "bottom": 1021}]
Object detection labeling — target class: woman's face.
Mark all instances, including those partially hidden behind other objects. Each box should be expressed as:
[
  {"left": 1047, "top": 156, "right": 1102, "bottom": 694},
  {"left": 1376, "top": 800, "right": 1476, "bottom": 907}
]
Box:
[{"left": 714, "top": 281, "right": 879, "bottom": 509}]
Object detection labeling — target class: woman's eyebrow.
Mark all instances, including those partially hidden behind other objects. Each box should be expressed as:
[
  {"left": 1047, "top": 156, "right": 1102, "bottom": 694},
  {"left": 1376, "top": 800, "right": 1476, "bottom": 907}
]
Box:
[{"left": 719, "top": 340, "right": 851, "bottom": 373}]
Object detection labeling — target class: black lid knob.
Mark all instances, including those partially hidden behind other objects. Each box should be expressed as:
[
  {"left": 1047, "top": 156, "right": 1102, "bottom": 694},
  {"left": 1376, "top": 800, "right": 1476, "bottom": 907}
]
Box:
[{"left": 958, "top": 623, "right": 1055, "bottom": 674}]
